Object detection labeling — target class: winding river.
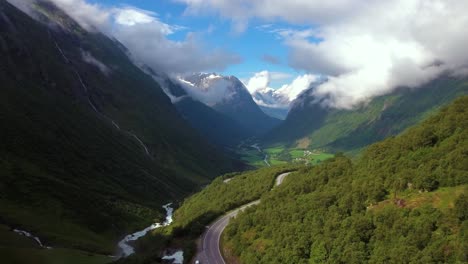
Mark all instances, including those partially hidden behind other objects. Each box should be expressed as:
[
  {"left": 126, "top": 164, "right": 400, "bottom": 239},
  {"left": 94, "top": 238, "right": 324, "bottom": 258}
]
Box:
[
  {"left": 118, "top": 203, "right": 174, "bottom": 257},
  {"left": 251, "top": 143, "right": 271, "bottom": 167},
  {"left": 13, "top": 229, "right": 51, "bottom": 249}
]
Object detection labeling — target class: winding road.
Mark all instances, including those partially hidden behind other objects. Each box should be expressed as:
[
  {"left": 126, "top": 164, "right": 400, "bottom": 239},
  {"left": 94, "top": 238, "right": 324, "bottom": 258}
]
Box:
[{"left": 193, "top": 172, "right": 291, "bottom": 264}]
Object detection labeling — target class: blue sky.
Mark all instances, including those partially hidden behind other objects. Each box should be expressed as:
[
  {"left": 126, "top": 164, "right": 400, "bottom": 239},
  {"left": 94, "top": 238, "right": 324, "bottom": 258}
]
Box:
[
  {"left": 65, "top": 0, "right": 467, "bottom": 110},
  {"left": 87, "top": 0, "right": 307, "bottom": 88}
]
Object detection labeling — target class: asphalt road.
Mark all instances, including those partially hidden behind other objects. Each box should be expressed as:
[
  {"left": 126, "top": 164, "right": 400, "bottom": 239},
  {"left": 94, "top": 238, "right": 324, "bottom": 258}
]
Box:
[{"left": 193, "top": 172, "right": 291, "bottom": 264}]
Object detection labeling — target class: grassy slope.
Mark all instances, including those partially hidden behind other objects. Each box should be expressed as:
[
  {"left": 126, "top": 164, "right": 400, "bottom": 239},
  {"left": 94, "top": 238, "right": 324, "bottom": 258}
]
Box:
[
  {"left": 225, "top": 96, "right": 468, "bottom": 263},
  {"left": 237, "top": 143, "right": 334, "bottom": 168},
  {"left": 370, "top": 185, "right": 467, "bottom": 212},
  {"left": 265, "top": 76, "right": 468, "bottom": 153},
  {"left": 0, "top": 0, "right": 237, "bottom": 256}
]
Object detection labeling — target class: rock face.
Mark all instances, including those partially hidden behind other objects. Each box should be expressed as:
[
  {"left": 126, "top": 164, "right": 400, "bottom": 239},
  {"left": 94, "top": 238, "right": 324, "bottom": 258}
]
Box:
[
  {"left": 179, "top": 73, "right": 281, "bottom": 136},
  {"left": 145, "top": 72, "right": 249, "bottom": 147}
]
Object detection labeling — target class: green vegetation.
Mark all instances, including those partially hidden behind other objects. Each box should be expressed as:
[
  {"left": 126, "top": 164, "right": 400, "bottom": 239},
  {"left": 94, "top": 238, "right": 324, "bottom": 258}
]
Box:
[
  {"left": 172, "top": 165, "right": 297, "bottom": 235},
  {"left": 0, "top": 0, "right": 237, "bottom": 258},
  {"left": 237, "top": 148, "right": 266, "bottom": 167},
  {"left": 0, "top": 248, "right": 112, "bottom": 264},
  {"left": 264, "top": 146, "right": 334, "bottom": 165},
  {"left": 0, "top": 224, "right": 111, "bottom": 264},
  {"left": 119, "top": 165, "right": 298, "bottom": 263},
  {"left": 225, "top": 96, "right": 468, "bottom": 263},
  {"left": 237, "top": 143, "right": 334, "bottom": 168},
  {"left": 370, "top": 185, "right": 467, "bottom": 211},
  {"left": 265, "top": 76, "right": 468, "bottom": 153}
]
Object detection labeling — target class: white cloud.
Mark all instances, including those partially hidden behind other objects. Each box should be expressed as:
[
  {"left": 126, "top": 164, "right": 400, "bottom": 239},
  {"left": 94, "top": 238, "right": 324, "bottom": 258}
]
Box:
[
  {"left": 47, "top": 0, "right": 111, "bottom": 31},
  {"left": 176, "top": 0, "right": 365, "bottom": 32},
  {"left": 246, "top": 71, "right": 270, "bottom": 93},
  {"left": 177, "top": 74, "right": 241, "bottom": 106},
  {"left": 176, "top": 0, "right": 468, "bottom": 109},
  {"left": 277, "top": 74, "right": 318, "bottom": 102},
  {"left": 11, "top": 0, "right": 241, "bottom": 74},
  {"left": 270, "top": 72, "right": 292, "bottom": 81},
  {"left": 245, "top": 71, "right": 317, "bottom": 109},
  {"left": 114, "top": 8, "right": 155, "bottom": 26}
]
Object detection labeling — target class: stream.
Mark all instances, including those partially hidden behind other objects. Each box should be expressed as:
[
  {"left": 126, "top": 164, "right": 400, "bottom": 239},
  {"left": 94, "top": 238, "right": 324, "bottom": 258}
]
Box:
[
  {"left": 51, "top": 34, "right": 151, "bottom": 158},
  {"left": 251, "top": 144, "right": 271, "bottom": 167},
  {"left": 118, "top": 203, "right": 174, "bottom": 257},
  {"left": 13, "top": 229, "right": 52, "bottom": 249}
]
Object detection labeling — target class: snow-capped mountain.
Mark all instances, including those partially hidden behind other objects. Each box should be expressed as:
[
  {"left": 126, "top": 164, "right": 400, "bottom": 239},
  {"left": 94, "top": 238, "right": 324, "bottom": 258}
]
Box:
[
  {"left": 245, "top": 71, "right": 321, "bottom": 119},
  {"left": 131, "top": 70, "right": 249, "bottom": 146},
  {"left": 178, "top": 73, "right": 280, "bottom": 136},
  {"left": 251, "top": 88, "right": 291, "bottom": 120},
  {"left": 178, "top": 73, "right": 247, "bottom": 106}
]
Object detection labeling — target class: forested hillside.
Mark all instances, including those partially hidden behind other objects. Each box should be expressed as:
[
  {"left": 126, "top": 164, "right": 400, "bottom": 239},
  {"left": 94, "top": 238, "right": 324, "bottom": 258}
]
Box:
[
  {"left": 118, "top": 165, "right": 297, "bottom": 263},
  {"left": 225, "top": 96, "right": 468, "bottom": 263}
]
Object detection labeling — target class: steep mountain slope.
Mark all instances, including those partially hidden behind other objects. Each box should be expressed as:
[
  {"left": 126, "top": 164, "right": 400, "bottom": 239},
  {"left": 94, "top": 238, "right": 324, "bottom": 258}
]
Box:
[
  {"left": 151, "top": 73, "right": 249, "bottom": 147},
  {"left": 179, "top": 73, "right": 281, "bottom": 136},
  {"left": 225, "top": 96, "right": 468, "bottom": 263},
  {"left": 264, "top": 76, "right": 468, "bottom": 152},
  {"left": 175, "top": 97, "right": 249, "bottom": 147},
  {"left": 0, "top": 0, "right": 236, "bottom": 253},
  {"left": 258, "top": 105, "right": 289, "bottom": 120}
]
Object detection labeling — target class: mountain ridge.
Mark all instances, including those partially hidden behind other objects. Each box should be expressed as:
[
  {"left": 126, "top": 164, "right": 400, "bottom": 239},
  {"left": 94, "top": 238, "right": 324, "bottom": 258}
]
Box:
[
  {"left": 264, "top": 75, "right": 468, "bottom": 153},
  {"left": 178, "top": 73, "right": 281, "bottom": 136},
  {"left": 0, "top": 0, "right": 238, "bottom": 253}
]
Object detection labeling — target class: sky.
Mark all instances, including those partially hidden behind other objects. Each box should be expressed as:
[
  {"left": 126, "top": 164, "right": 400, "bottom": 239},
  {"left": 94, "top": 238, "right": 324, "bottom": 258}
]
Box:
[
  {"left": 85, "top": 0, "right": 307, "bottom": 88},
  {"left": 9, "top": 0, "right": 468, "bottom": 110}
]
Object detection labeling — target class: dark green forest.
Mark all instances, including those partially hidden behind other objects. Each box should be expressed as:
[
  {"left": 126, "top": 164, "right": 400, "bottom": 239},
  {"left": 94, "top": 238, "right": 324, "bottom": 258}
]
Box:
[
  {"left": 224, "top": 96, "right": 468, "bottom": 263},
  {"left": 0, "top": 0, "right": 236, "bottom": 255}
]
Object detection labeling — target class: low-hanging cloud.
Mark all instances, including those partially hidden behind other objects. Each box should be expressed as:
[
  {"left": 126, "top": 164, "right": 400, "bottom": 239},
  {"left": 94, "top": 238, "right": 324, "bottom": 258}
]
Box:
[
  {"left": 177, "top": 0, "right": 468, "bottom": 109},
  {"left": 10, "top": 0, "right": 241, "bottom": 74},
  {"left": 114, "top": 24, "right": 240, "bottom": 73},
  {"left": 245, "top": 70, "right": 318, "bottom": 109}
]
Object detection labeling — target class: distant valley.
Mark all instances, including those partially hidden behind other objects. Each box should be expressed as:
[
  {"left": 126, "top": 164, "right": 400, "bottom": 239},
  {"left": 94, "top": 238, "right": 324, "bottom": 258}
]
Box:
[{"left": 1, "top": 1, "right": 467, "bottom": 264}]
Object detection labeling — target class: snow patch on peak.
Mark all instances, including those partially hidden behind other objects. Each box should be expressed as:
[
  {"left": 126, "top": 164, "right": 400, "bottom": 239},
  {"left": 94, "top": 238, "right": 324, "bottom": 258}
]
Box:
[
  {"left": 207, "top": 73, "right": 222, "bottom": 80},
  {"left": 177, "top": 73, "right": 246, "bottom": 107},
  {"left": 247, "top": 71, "right": 320, "bottom": 110},
  {"left": 178, "top": 78, "right": 195, "bottom": 87}
]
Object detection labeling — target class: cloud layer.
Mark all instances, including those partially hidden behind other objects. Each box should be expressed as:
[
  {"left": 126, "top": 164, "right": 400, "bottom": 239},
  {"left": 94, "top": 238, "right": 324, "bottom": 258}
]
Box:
[
  {"left": 178, "top": 0, "right": 468, "bottom": 109},
  {"left": 15, "top": 0, "right": 240, "bottom": 74},
  {"left": 245, "top": 71, "right": 317, "bottom": 109}
]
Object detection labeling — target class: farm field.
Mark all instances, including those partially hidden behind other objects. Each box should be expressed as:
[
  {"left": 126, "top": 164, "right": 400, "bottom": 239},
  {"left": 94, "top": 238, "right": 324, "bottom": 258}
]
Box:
[{"left": 237, "top": 143, "right": 334, "bottom": 167}]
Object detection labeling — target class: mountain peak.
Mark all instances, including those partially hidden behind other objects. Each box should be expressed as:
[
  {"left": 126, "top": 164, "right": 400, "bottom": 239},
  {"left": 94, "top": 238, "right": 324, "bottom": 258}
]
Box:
[{"left": 177, "top": 73, "right": 250, "bottom": 107}]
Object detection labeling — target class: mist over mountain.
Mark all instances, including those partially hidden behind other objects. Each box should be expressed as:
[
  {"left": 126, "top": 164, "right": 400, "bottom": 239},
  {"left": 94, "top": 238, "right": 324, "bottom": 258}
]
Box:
[
  {"left": 145, "top": 71, "right": 251, "bottom": 147},
  {"left": 244, "top": 71, "right": 320, "bottom": 119},
  {"left": 178, "top": 73, "right": 281, "bottom": 136},
  {"left": 2, "top": 1, "right": 468, "bottom": 264},
  {"left": 265, "top": 74, "right": 468, "bottom": 152}
]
